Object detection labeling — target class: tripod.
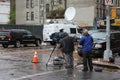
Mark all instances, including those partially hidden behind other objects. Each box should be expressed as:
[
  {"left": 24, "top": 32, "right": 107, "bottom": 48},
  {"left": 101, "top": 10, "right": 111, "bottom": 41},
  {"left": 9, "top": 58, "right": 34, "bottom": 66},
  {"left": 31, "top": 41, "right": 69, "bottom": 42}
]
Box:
[{"left": 46, "top": 45, "right": 57, "bottom": 67}]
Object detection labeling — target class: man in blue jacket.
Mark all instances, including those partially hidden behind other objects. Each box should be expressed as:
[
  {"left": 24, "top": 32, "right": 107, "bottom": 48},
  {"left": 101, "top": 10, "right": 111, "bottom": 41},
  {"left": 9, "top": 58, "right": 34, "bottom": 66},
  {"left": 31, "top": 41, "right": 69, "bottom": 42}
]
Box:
[{"left": 79, "top": 29, "right": 93, "bottom": 72}]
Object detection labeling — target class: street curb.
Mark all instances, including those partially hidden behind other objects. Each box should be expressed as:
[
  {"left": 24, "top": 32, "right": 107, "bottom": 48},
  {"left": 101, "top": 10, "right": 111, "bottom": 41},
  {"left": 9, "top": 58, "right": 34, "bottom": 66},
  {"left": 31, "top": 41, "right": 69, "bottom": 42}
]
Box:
[{"left": 93, "top": 61, "right": 120, "bottom": 69}]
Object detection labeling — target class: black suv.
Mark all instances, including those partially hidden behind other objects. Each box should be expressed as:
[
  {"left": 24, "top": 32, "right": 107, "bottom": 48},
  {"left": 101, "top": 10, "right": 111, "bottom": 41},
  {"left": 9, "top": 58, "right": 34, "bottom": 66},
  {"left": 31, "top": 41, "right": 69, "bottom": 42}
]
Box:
[
  {"left": 0, "top": 29, "right": 41, "bottom": 48},
  {"left": 77, "top": 29, "right": 120, "bottom": 58}
]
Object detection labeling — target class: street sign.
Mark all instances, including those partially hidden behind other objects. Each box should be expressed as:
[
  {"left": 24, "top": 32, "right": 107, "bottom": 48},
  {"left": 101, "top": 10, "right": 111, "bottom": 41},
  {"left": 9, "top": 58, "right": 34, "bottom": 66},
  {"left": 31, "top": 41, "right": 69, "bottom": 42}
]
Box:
[{"left": 105, "top": 0, "right": 114, "bottom": 6}]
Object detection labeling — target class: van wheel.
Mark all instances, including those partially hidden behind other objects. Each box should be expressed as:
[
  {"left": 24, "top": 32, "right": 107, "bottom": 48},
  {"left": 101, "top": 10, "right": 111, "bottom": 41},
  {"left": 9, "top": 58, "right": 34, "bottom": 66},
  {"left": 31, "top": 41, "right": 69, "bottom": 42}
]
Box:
[
  {"left": 2, "top": 44, "right": 8, "bottom": 48},
  {"left": 35, "top": 40, "right": 41, "bottom": 47},
  {"left": 15, "top": 41, "right": 21, "bottom": 48}
]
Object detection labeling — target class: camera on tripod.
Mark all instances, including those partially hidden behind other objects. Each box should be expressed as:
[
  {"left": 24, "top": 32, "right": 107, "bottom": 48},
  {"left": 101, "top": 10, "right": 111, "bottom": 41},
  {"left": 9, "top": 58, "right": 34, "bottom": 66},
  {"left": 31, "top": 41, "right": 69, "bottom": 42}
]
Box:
[
  {"left": 50, "top": 32, "right": 60, "bottom": 44},
  {"left": 46, "top": 31, "right": 67, "bottom": 66},
  {"left": 50, "top": 31, "right": 68, "bottom": 45}
]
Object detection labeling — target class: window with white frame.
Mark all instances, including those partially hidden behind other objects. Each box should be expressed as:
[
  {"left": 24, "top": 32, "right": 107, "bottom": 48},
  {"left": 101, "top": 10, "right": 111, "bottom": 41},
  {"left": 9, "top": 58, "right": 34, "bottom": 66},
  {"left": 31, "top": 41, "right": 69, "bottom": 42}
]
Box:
[
  {"left": 31, "top": 12, "right": 34, "bottom": 20},
  {"left": 58, "top": 0, "right": 62, "bottom": 4},
  {"left": 26, "top": 12, "right": 30, "bottom": 20},
  {"left": 53, "top": 0, "right": 57, "bottom": 5},
  {"left": 26, "top": 0, "right": 29, "bottom": 8},
  {"left": 46, "top": 4, "right": 49, "bottom": 12},
  {"left": 31, "top": 0, "right": 34, "bottom": 8}
]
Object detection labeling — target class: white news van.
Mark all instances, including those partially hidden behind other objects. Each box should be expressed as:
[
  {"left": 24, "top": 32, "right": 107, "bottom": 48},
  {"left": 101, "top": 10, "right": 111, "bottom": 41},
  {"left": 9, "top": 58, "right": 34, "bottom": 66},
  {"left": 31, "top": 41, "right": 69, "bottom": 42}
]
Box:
[{"left": 43, "top": 23, "right": 82, "bottom": 45}]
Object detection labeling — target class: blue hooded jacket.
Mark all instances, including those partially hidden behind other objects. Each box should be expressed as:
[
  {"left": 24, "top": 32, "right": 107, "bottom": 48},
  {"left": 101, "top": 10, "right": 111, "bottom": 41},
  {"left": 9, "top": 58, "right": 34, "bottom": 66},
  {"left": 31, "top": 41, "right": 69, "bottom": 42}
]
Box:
[{"left": 79, "top": 34, "right": 93, "bottom": 52}]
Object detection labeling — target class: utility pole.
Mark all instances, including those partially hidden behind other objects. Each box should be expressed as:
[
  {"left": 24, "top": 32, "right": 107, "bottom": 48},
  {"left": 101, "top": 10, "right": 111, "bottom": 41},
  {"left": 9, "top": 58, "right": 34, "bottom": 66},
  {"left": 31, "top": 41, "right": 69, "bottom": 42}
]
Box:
[
  {"left": 39, "top": 0, "right": 45, "bottom": 25},
  {"left": 64, "top": 0, "right": 67, "bottom": 9},
  {"left": 104, "top": 0, "right": 113, "bottom": 61},
  {"left": 43, "top": 0, "right": 46, "bottom": 24}
]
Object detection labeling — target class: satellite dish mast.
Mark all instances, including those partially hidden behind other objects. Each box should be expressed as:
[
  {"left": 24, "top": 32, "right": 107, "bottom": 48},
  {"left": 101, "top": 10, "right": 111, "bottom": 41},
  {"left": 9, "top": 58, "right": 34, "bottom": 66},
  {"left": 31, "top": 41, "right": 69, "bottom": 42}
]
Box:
[{"left": 64, "top": 7, "right": 76, "bottom": 21}]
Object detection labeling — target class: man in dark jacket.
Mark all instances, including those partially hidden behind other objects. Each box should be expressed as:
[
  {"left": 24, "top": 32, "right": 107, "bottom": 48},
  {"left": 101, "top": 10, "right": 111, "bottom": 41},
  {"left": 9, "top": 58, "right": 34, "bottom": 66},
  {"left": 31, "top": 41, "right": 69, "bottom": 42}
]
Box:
[
  {"left": 59, "top": 33, "right": 75, "bottom": 69},
  {"left": 79, "top": 29, "right": 93, "bottom": 71}
]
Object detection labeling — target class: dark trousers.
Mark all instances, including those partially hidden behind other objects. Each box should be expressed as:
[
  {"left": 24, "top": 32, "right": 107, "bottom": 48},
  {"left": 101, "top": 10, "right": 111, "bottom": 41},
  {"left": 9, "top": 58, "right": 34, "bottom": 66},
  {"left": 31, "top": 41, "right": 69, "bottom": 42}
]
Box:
[
  {"left": 64, "top": 52, "right": 73, "bottom": 67},
  {"left": 82, "top": 51, "right": 93, "bottom": 71}
]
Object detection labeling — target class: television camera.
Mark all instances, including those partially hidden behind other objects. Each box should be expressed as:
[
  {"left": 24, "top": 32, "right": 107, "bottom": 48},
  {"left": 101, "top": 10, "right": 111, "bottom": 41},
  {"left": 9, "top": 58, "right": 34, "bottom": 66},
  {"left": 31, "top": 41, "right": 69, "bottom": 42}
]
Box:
[{"left": 50, "top": 32, "right": 68, "bottom": 44}]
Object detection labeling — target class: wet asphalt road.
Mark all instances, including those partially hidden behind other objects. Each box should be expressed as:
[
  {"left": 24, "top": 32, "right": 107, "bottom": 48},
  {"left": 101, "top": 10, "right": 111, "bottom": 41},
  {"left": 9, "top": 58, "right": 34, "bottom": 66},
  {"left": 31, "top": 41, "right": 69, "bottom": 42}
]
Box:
[{"left": 0, "top": 45, "right": 120, "bottom": 80}]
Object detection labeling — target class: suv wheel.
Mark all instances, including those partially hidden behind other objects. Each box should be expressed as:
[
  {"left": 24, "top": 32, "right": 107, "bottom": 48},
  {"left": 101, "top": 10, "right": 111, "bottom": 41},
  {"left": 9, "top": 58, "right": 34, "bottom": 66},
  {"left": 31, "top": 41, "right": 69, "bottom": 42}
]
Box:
[
  {"left": 35, "top": 40, "right": 41, "bottom": 47},
  {"left": 2, "top": 44, "right": 8, "bottom": 48},
  {"left": 15, "top": 41, "right": 21, "bottom": 48}
]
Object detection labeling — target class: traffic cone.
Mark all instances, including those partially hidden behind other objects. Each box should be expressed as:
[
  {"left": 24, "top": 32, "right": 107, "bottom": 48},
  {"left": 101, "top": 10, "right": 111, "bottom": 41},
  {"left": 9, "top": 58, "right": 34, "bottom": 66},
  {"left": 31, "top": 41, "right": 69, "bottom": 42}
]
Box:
[{"left": 32, "top": 51, "right": 39, "bottom": 63}]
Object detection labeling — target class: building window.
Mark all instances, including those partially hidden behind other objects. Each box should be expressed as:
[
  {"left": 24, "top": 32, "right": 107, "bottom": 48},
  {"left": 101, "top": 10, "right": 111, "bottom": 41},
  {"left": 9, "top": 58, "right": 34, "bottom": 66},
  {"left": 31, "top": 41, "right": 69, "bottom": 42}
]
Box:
[
  {"left": 96, "top": 6, "right": 99, "bottom": 18},
  {"left": 116, "top": 0, "right": 117, "bottom": 5},
  {"left": 117, "top": 0, "right": 119, "bottom": 6},
  {"left": 31, "top": 12, "right": 34, "bottom": 20},
  {"left": 40, "top": 0, "right": 44, "bottom": 4},
  {"left": 100, "top": 8, "right": 102, "bottom": 18},
  {"left": 46, "top": 4, "right": 49, "bottom": 12},
  {"left": 53, "top": 0, "right": 57, "bottom": 5},
  {"left": 118, "top": 0, "right": 120, "bottom": 6},
  {"left": 58, "top": 0, "right": 62, "bottom": 4},
  {"left": 26, "top": 12, "right": 30, "bottom": 20},
  {"left": 26, "top": 0, "right": 29, "bottom": 8},
  {"left": 96, "top": 0, "right": 99, "bottom": 3},
  {"left": 31, "top": 0, "right": 34, "bottom": 8}
]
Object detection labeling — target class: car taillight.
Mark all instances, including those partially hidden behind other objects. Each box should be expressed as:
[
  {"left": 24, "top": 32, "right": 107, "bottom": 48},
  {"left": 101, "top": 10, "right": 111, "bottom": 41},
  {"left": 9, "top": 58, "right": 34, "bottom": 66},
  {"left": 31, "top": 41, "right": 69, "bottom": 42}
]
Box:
[{"left": 8, "top": 35, "right": 12, "bottom": 40}]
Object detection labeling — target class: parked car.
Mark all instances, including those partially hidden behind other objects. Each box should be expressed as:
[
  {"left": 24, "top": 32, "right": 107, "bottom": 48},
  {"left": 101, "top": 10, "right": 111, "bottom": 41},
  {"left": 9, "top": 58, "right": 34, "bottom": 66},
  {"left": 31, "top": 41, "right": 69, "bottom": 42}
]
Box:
[
  {"left": 0, "top": 29, "right": 41, "bottom": 48},
  {"left": 77, "top": 29, "right": 120, "bottom": 58}
]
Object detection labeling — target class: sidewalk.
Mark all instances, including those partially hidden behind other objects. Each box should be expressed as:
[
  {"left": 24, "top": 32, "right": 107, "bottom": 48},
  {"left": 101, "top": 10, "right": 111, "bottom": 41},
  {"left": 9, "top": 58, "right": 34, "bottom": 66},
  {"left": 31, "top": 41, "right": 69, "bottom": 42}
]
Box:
[
  {"left": 92, "top": 57, "right": 120, "bottom": 69},
  {"left": 74, "top": 53, "right": 120, "bottom": 70}
]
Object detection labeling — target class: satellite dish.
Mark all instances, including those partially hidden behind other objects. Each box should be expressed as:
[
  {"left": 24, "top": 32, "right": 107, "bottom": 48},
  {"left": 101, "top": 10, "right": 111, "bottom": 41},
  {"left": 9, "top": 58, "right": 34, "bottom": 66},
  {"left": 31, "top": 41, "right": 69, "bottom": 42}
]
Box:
[{"left": 64, "top": 7, "right": 76, "bottom": 21}]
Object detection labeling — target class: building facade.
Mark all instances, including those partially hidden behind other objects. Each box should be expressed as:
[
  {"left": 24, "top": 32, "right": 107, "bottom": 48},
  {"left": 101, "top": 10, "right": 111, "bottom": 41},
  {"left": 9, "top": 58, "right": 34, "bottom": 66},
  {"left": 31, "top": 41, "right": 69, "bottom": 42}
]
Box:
[
  {"left": 16, "top": 0, "right": 67, "bottom": 25},
  {"left": 67, "top": 0, "right": 120, "bottom": 27},
  {"left": 15, "top": 0, "right": 120, "bottom": 26},
  {"left": 16, "top": 0, "right": 45, "bottom": 25}
]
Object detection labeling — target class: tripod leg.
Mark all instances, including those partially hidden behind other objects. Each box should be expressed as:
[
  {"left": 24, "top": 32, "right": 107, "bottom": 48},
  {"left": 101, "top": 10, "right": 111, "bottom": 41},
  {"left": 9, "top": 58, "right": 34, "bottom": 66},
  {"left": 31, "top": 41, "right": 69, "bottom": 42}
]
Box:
[{"left": 46, "top": 46, "right": 56, "bottom": 66}]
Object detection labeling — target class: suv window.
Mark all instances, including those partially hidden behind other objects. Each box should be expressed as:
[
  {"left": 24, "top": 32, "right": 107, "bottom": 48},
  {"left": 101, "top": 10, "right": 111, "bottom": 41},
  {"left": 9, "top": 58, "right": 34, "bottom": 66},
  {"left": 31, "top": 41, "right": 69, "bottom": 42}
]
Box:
[
  {"left": 0, "top": 31, "right": 9, "bottom": 36},
  {"left": 26, "top": 30, "right": 32, "bottom": 35}
]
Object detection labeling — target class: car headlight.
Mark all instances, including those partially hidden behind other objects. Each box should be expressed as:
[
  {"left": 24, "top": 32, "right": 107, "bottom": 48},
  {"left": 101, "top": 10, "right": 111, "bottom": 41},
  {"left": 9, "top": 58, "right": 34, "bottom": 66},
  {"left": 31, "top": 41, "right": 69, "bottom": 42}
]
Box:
[{"left": 95, "top": 44, "right": 102, "bottom": 49}]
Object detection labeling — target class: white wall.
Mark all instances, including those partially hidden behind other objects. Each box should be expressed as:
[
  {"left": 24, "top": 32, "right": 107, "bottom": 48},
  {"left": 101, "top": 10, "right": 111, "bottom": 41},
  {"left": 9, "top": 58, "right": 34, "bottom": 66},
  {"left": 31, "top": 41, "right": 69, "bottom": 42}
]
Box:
[
  {"left": 0, "top": 2, "right": 10, "bottom": 24},
  {"left": 74, "top": 6, "right": 95, "bottom": 26},
  {"left": 67, "top": 0, "right": 95, "bottom": 26}
]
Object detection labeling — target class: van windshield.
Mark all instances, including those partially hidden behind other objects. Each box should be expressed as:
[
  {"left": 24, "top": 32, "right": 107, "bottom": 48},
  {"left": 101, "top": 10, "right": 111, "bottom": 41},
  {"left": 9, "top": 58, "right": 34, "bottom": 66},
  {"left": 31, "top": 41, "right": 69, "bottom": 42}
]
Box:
[{"left": 77, "top": 28, "right": 83, "bottom": 33}]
